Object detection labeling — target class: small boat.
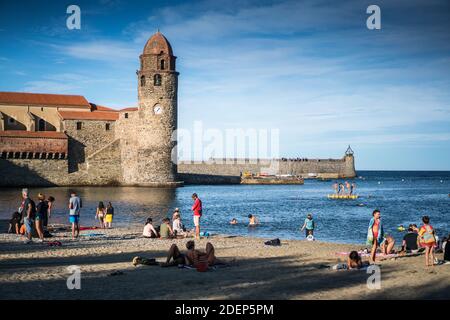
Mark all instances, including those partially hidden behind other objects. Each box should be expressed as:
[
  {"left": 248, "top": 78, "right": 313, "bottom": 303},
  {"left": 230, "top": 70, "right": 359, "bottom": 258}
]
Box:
[{"left": 327, "top": 194, "right": 359, "bottom": 200}]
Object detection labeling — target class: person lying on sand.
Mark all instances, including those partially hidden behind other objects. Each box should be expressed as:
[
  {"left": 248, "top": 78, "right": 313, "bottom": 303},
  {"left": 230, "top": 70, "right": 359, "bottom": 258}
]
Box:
[
  {"left": 348, "top": 251, "right": 370, "bottom": 270},
  {"left": 161, "top": 241, "right": 220, "bottom": 268}
]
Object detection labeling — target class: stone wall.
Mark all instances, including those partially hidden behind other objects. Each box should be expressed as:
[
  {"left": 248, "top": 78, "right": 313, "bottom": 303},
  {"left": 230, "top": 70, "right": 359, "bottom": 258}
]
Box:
[
  {"left": 0, "top": 158, "right": 69, "bottom": 186},
  {"left": 63, "top": 119, "right": 116, "bottom": 172},
  {"left": 178, "top": 155, "right": 356, "bottom": 180}
]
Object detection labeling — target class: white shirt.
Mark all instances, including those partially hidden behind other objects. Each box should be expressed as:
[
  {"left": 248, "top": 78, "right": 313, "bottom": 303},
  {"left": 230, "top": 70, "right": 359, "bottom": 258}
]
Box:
[
  {"left": 173, "top": 218, "right": 184, "bottom": 233},
  {"left": 143, "top": 223, "right": 157, "bottom": 237}
]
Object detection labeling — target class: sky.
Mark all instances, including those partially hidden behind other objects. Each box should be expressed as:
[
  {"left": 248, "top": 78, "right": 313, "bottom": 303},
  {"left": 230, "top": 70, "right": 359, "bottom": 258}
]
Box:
[{"left": 0, "top": 0, "right": 449, "bottom": 170}]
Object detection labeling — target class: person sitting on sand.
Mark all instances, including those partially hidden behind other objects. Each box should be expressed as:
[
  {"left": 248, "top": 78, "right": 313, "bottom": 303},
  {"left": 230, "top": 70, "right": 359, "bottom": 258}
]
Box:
[
  {"left": 160, "top": 217, "right": 174, "bottom": 239},
  {"left": 248, "top": 214, "right": 259, "bottom": 226},
  {"left": 172, "top": 212, "right": 188, "bottom": 237},
  {"left": 143, "top": 218, "right": 158, "bottom": 238},
  {"left": 418, "top": 215, "right": 437, "bottom": 267},
  {"left": 444, "top": 234, "right": 450, "bottom": 262},
  {"left": 348, "top": 251, "right": 369, "bottom": 270},
  {"left": 8, "top": 211, "right": 21, "bottom": 234},
  {"left": 401, "top": 224, "right": 419, "bottom": 253},
  {"left": 230, "top": 218, "right": 238, "bottom": 225},
  {"left": 381, "top": 235, "right": 396, "bottom": 255},
  {"left": 300, "top": 213, "right": 315, "bottom": 237}
]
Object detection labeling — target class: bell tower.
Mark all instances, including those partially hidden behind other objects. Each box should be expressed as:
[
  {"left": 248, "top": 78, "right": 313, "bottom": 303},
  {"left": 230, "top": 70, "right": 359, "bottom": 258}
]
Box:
[{"left": 134, "top": 31, "right": 179, "bottom": 185}]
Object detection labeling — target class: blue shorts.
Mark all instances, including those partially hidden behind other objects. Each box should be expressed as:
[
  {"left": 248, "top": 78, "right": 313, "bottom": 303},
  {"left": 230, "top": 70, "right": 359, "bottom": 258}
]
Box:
[
  {"left": 69, "top": 215, "right": 79, "bottom": 224},
  {"left": 23, "top": 217, "right": 34, "bottom": 233}
]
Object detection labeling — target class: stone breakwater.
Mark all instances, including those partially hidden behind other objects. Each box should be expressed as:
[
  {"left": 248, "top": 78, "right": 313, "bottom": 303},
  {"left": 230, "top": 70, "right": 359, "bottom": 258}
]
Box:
[{"left": 0, "top": 154, "right": 355, "bottom": 187}]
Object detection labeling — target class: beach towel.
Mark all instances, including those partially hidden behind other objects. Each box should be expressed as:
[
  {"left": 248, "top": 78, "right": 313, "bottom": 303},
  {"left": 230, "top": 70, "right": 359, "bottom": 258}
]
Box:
[
  {"left": 79, "top": 226, "right": 100, "bottom": 231},
  {"left": 80, "top": 233, "right": 105, "bottom": 237}
]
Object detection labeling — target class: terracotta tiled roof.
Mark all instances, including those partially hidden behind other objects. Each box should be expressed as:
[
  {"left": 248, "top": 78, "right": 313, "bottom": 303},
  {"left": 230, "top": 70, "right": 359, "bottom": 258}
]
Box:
[
  {"left": 89, "top": 103, "right": 119, "bottom": 112},
  {"left": 0, "top": 130, "right": 67, "bottom": 139},
  {"left": 0, "top": 92, "right": 90, "bottom": 108},
  {"left": 120, "top": 107, "right": 138, "bottom": 112},
  {"left": 143, "top": 31, "right": 173, "bottom": 56},
  {"left": 58, "top": 110, "right": 119, "bottom": 121}
]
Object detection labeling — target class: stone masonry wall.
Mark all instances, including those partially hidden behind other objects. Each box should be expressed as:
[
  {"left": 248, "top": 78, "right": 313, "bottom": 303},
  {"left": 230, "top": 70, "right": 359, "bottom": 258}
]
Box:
[{"left": 64, "top": 119, "right": 116, "bottom": 173}]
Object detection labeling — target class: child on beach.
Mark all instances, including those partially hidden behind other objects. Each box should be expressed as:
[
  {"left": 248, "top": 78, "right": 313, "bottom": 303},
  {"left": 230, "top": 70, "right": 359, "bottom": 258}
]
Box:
[
  {"left": 8, "top": 211, "right": 21, "bottom": 234},
  {"left": 172, "top": 212, "right": 187, "bottom": 237},
  {"left": 300, "top": 214, "right": 315, "bottom": 237},
  {"left": 95, "top": 202, "right": 106, "bottom": 228},
  {"left": 104, "top": 202, "right": 114, "bottom": 229},
  {"left": 367, "top": 209, "right": 384, "bottom": 264},
  {"left": 143, "top": 218, "right": 158, "bottom": 238},
  {"left": 418, "top": 216, "right": 437, "bottom": 267}
]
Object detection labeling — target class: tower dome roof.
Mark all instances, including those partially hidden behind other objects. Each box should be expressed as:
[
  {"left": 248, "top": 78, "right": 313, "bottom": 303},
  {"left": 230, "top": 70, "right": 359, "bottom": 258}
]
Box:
[{"left": 143, "top": 31, "right": 173, "bottom": 56}]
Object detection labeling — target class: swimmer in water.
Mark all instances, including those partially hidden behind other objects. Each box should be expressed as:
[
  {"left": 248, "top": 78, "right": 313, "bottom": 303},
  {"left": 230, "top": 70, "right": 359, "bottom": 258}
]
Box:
[
  {"left": 230, "top": 218, "right": 238, "bottom": 225},
  {"left": 248, "top": 214, "right": 259, "bottom": 226}
]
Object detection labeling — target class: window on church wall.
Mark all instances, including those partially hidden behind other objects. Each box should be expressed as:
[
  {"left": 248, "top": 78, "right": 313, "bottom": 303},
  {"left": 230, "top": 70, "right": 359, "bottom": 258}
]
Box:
[
  {"left": 105, "top": 123, "right": 110, "bottom": 131},
  {"left": 140, "top": 75, "right": 146, "bottom": 87},
  {"left": 154, "top": 74, "right": 162, "bottom": 86},
  {"left": 160, "top": 59, "right": 165, "bottom": 70},
  {"left": 76, "top": 122, "right": 82, "bottom": 130}
]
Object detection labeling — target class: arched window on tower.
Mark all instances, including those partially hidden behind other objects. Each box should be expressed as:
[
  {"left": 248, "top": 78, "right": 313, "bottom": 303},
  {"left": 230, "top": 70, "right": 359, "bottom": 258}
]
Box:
[
  {"left": 154, "top": 74, "right": 162, "bottom": 86},
  {"left": 140, "top": 75, "right": 146, "bottom": 87},
  {"left": 160, "top": 59, "right": 165, "bottom": 70}
]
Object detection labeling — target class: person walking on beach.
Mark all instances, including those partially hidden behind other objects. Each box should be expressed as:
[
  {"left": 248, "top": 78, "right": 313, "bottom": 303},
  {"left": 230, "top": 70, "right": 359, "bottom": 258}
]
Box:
[
  {"left": 418, "top": 216, "right": 437, "bottom": 267},
  {"left": 301, "top": 213, "right": 315, "bottom": 238},
  {"left": 69, "top": 191, "right": 81, "bottom": 240},
  {"left": 367, "top": 209, "right": 384, "bottom": 264},
  {"left": 19, "top": 189, "right": 36, "bottom": 244},
  {"left": 105, "top": 202, "right": 114, "bottom": 229},
  {"left": 95, "top": 201, "right": 106, "bottom": 229},
  {"left": 191, "top": 193, "right": 202, "bottom": 240}
]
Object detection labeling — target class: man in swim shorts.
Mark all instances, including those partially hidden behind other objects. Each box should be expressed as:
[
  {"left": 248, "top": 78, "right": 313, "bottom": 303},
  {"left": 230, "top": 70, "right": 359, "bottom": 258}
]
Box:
[{"left": 68, "top": 191, "right": 81, "bottom": 240}]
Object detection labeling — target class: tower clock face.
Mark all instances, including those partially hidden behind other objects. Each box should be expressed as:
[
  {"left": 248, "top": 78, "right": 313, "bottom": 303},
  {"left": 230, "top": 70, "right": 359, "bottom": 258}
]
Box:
[{"left": 154, "top": 105, "right": 162, "bottom": 115}]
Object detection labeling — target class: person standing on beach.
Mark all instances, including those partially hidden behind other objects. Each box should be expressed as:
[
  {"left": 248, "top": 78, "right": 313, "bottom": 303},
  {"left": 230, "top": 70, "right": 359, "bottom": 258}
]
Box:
[
  {"left": 95, "top": 201, "right": 106, "bottom": 229},
  {"left": 367, "top": 209, "right": 384, "bottom": 264},
  {"left": 418, "top": 216, "right": 437, "bottom": 267},
  {"left": 68, "top": 191, "right": 81, "bottom": 240},
  {"left": 300, "top": 213, "right": 315, "bottom": 237},
  {"left": 104, "top": 202, "right": 114, "bottom": 229},
  {"left": 191, "top": 193, "right": 202, "bottom": 240},
  {"left": 44, "top": 196, "right": 55, "bottom": 230},
  {"left": 19, "top": 189, "right": 36, "bottom": 244},
  {"left": 35, "top": 193, "right": 48, "bottom": 242}
]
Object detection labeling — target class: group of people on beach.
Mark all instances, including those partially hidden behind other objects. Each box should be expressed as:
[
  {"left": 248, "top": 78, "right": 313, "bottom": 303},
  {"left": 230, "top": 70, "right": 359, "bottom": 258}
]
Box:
[
  {"left": 8, "top": 188, "right": 55, "bottom": 244},
  {"left": 333, "top": 181, "right": 356, "bottom": 195},
  {"left": 366, "top": 209, "right": 449, "bottom": 267},
  {"left": 95, "top": 201, "right": 115, "bottom": 229},
  {"left": 142, "top": 193, "right": 203, "bottom": 241}
]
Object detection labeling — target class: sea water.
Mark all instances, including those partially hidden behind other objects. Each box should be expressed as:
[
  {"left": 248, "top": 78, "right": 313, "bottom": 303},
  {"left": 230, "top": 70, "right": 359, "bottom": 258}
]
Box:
[{"left": 0, "top": 171, "right": 448, "bottom": 245}]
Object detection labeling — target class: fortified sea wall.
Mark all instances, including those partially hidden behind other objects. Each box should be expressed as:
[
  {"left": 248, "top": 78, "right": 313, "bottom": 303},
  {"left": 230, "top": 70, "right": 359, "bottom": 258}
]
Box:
[{"left": 178, "top": 155, "right": 356, "bottom": 184}]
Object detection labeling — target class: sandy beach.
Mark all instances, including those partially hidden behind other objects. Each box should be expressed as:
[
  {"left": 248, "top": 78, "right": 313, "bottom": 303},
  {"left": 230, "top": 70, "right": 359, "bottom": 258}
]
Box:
[{"left": 0, "top": 225, "right": 449, "bottom": 300}]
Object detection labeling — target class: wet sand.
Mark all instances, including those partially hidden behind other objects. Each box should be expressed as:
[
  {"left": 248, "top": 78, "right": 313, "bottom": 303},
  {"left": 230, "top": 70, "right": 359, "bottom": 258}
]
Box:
[{"left": 0, "top": 225, "right": 449, "bottom": 300}]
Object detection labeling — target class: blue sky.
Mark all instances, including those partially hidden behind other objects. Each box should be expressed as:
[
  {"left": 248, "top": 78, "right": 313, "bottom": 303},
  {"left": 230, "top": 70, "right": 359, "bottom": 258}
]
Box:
[{"left": 0, "top": 0, "right": 449, "bottom": 170}]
